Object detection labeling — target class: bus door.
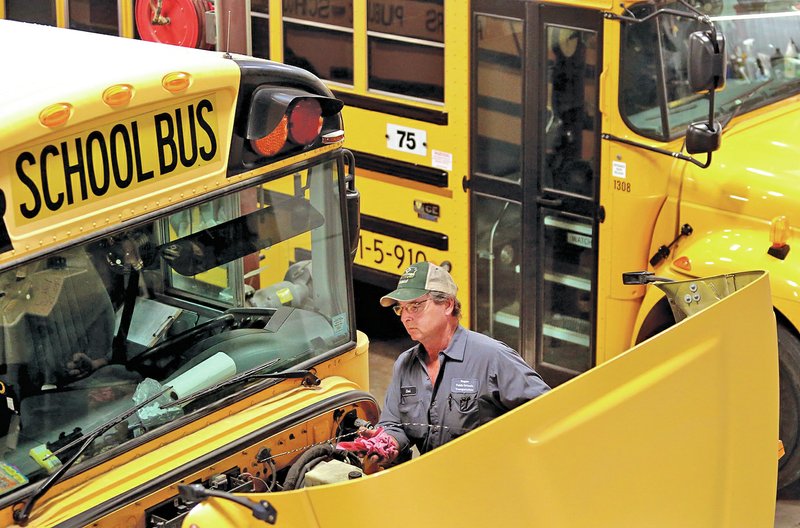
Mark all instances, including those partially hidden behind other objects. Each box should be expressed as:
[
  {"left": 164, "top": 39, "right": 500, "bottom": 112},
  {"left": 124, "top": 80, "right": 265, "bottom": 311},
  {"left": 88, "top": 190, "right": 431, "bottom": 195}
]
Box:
[{"left": 471, "top": 1, "right": 602, "bottom": 385}]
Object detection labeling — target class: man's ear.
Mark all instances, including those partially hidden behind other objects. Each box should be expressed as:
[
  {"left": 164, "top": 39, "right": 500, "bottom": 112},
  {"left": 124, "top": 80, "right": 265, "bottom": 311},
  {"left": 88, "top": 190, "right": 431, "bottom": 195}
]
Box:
[{"left": 444, "top": 297, "right": 455, "bottom": 316}]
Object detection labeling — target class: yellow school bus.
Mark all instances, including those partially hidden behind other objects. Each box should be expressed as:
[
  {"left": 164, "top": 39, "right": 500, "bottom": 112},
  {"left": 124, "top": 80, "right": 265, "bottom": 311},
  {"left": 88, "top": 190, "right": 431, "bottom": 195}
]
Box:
[
  {"left": 0, "top": 20, "right": 379, "bottom": 527},
  {"left": 13, "top": 0, "right": 798, "bottom": 491}
]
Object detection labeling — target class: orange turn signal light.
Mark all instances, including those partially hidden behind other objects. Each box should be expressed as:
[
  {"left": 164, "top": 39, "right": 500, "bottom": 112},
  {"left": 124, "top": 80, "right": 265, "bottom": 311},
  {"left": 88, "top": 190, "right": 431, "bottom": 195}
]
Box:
[
  {"left": 673, "top": 255, "right": 692, "bottom": 271},
  {"left": 768, "top": 216, "right": 791, "bottom": 260},
  {"left": 251, "top": 115, "right": 289, "bottom": 157},
  {"left": 770, "top": 215, "right": 790, "bottom": 247}
]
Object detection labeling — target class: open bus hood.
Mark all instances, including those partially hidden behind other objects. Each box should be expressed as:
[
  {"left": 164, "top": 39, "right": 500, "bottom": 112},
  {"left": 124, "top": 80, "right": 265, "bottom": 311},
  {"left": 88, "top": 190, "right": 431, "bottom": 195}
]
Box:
[{"left": 183, "top": 271, "right": 779, "bottom": 527}]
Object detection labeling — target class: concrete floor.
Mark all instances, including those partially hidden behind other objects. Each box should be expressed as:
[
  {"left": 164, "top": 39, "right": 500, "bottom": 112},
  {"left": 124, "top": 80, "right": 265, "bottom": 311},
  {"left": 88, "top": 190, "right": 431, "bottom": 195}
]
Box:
[{"left": 367, "top": 335, "right": 800, "bottom": 527}]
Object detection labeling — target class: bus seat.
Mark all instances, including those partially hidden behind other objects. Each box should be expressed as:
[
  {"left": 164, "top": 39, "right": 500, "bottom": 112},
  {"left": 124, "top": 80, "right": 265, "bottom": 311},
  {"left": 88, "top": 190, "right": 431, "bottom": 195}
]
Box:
[{"left": 0, "top": 252, "right": 115, "bottom": 390}]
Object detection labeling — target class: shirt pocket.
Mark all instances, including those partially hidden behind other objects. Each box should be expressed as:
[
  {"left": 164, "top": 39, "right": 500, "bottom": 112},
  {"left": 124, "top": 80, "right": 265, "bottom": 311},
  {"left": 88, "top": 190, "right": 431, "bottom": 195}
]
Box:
[
  {"left": 439, "top": 392, "right": 479, "bottom": 445},
  {"left": 449, "top": 392, "right": 479, "bottom": 415}
]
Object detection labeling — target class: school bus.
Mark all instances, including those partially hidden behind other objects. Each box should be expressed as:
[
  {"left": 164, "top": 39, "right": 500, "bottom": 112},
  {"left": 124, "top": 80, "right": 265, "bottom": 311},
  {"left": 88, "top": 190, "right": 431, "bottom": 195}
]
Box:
[
  {"left": 0, "top": 20, "right": 379, "bottom": 527},
  {"left": 180, "top": 269, "right": 781, "bottom": 527},
  {"left": 8, "top": 0, "right": 798, "bottom": 491}
]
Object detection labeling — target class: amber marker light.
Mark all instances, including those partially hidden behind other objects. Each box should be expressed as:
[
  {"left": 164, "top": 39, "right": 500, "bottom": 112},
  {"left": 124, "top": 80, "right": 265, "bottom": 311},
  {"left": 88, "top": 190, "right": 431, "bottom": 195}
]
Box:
[
  {"left": 162, "top": 72, "right": 192, "bottom": 93},
  {"left": 39, "top": 102, "right": 73, "bottom": 128},
  {"left": 103, "top": 84, "right": 134, "bottom": 107},
  {"left": 673, "top": 255, "right": 692, "bottom": 271},
  {"left": 768, "top": 215, "right": 791, "bottom": 260},
  {"left": 322, "top": 129, "right": 345, "bottom": 144}
]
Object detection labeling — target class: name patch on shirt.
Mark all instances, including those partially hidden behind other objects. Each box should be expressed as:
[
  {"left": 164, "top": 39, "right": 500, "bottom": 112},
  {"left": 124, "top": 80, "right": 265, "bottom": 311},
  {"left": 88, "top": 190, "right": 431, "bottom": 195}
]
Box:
[
  {"left": 400, "top": 386, "right": 417, "bottom": 397},
  {"left": 451, "top": 378, "right": 478, "bottom": 394}
]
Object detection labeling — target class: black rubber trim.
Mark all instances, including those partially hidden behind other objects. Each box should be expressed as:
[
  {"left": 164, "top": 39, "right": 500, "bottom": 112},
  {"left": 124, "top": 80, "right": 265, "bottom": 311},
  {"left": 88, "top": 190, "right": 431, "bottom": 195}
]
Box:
[
  {"left": 353, "top": 265, "right": 404, "bottom": 289},
  {"left": 353, "top": 151, "right": 448, "bottom": 188},
  {"left": 55, "top": 390, "right": 378, "bottom": 528},
  {"left": 331, "top": 90, "right": 448, "bottom": 125},
  {"left": 361, "top": 215, "right": 448, "bottom": 251}
]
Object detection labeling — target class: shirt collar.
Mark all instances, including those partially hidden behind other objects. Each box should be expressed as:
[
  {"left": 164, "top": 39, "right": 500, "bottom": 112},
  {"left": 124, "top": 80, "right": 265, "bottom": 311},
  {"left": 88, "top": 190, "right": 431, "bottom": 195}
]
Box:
[{"left": 413, "top": 325, "right": 467, "bottom": 362}]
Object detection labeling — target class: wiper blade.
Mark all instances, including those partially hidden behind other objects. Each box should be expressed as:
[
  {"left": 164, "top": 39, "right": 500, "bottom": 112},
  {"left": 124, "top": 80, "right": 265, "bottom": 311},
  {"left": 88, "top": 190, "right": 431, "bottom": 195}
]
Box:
[
  {"left": 160, "top": 360, "right": 321, "bottom": 409},
  {"left": 718, "top": 78, "right": 775, "bottom": 127},
  {"left": 12, "top": 386, "right": 173, "bottom": 526}
]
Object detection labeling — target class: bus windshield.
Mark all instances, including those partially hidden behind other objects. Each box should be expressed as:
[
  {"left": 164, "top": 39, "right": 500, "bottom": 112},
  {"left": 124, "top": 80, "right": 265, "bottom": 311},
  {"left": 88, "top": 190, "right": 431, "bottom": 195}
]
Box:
[
  {"left": 620, "top": 1, "right": 800, "bottom": 140},
  {"left": 0, "top": 157, "right": 351, "bottom": 495}
]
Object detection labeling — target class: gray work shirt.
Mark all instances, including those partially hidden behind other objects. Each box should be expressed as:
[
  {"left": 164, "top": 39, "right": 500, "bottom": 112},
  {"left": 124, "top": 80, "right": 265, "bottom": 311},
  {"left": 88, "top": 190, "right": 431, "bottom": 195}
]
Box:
[{"left": 378, "top": 325, "right": 550, "bottom": 455}]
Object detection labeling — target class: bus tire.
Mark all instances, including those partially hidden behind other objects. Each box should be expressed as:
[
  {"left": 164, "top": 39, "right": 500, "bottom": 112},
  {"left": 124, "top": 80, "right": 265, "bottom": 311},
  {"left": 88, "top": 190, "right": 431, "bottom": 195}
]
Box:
[{"left": 778, "top": 323, "right": 800, "bottom": 490}]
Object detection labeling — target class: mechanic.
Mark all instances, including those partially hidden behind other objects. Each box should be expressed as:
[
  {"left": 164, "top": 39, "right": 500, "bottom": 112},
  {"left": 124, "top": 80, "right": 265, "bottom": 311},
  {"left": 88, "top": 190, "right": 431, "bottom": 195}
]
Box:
[{"left": 354, "top": 261, "right": 550, "bottom": 473}]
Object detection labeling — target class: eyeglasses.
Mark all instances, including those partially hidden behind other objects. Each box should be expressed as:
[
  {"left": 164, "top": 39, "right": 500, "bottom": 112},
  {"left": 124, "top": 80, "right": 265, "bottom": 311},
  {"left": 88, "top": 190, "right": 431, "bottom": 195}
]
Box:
[{"left": 392, "top": 299, "right": 429, "bottom": 317}]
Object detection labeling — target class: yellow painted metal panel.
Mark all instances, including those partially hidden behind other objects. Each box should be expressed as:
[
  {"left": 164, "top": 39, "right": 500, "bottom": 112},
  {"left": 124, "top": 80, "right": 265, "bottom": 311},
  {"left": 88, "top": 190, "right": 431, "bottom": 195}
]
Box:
[{"left": 183, "top": 272, "right": 779, "bottom": 527}]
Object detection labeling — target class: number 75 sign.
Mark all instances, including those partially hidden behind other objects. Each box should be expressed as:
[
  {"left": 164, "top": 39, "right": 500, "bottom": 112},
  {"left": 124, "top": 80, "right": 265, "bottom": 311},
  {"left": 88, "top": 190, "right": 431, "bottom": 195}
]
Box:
[{"left": 386, "top": 124, "right": 427, "bottom": 156}]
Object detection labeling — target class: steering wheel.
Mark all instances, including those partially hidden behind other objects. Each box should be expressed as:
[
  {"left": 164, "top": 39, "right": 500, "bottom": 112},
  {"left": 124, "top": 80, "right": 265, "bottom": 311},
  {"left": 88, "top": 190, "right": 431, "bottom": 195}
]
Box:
[{"left": 131, "top": 313, "right": 237, "bottom": 371}]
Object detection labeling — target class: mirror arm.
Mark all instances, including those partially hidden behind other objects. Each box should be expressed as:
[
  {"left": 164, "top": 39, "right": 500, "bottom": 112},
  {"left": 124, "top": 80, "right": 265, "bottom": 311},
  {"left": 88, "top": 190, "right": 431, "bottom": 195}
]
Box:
[
  {"left": 604, "top": 5, "right": 712, "bottom": 27},
  {"left": 601, "top": 133, "right": 711, "bottom": 169},
  {"left": 706, "top": 78, "right": 717, "bottom": 128}
]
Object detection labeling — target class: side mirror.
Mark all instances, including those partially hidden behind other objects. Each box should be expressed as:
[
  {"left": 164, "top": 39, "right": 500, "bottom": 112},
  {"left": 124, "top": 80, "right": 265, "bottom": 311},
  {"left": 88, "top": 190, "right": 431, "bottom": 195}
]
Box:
[
  {"left": 343, "top": 150, "right": 360, "bottom": 261},
  {"left": 685, "top": 29, "right": 726, "bottom": 158},
  {"left": 688, "top": 30, "right": 727, "bottom": 93},
  {"left": 685, "top": 120, "right": 722, "bottom": 154}
]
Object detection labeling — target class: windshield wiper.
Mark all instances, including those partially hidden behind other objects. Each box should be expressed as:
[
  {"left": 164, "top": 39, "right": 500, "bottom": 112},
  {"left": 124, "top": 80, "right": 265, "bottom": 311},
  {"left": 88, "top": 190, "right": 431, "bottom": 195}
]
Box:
[
  {"left": 718, "top": 78, "right": 776, "bottom": 128},
  {"left": 160, "top": 360, "right": 321, "bottom": 409},
  {"left": 13, "top": 386, "right": 173, "bottom": 526}
]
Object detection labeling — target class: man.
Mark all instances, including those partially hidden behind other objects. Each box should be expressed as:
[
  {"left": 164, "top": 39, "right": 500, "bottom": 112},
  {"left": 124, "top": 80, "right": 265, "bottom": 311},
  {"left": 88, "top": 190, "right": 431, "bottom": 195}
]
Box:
[{"left": 357, "top": 262, "right": 550, "bottom": 472}]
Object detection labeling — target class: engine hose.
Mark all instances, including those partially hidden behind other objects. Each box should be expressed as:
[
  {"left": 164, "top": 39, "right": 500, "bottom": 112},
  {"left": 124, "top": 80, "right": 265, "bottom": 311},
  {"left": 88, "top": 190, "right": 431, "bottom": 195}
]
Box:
[{"left": 282, "top": 444, "right": 335, "bottom": 490}]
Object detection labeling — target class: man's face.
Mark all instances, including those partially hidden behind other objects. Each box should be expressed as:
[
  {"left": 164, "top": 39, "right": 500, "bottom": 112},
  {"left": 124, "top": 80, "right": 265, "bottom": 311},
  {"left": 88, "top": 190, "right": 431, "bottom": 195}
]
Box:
[{"left": 397, "top": 294, "right": 451, "bottom": 344}]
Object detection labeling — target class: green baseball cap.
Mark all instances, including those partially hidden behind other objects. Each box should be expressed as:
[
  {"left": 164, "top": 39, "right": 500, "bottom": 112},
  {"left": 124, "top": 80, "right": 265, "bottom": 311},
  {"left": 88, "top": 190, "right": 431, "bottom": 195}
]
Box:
[{"left": 379, "top": 262, "right": 457, "bottom": 307}]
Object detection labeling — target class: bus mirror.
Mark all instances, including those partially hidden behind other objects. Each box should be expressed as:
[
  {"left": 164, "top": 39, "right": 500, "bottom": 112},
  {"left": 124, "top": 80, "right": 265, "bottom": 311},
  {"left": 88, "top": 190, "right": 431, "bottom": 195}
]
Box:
[
  {"left": 688, "top": 30, "right": 726, "bottom": 93},
  {"left": 686, "top": 120, "right": 722, "bottom": 154}
]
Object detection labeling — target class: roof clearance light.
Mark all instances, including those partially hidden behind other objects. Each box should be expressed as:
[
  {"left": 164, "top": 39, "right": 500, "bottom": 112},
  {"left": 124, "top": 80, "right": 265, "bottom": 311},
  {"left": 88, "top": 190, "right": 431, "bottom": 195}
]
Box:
[
  {"left": 162, "top": 72, "right": 192, "bottom": 94},
  {"left": 251, "top": 115, "right": 289, "bottom": 157},
  {"left": 39, "top": 102, "right": 73, "bottom": 128},
  {"left": 768, "top": 215, "right": 791, "bottom": 260},
  {"left": 103, "top": 84, "right": 134, "bottom": 107},
  {"left": 287, "top": 98, "right": 323, "bottom": 145}
]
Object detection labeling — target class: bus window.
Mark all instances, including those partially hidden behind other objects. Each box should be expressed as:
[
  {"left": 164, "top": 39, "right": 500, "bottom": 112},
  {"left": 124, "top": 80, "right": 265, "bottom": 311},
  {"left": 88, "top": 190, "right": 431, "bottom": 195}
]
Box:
[
  {"left": 283, "top": 0, "right": 354, "bottom": 84},
  {"left": 251, "top": 0, "right": 269, "bottom": 59},
  {"left": 472, "top": 194, "right": 522, "bottom": 350},
  {"left": 367, "top": 0, "right": 445, "bottom": 101},
  {"left": 474, "top": 13, "right": 523, "bottom": 181},
  {"left": 543, "top": 25, "right": 598, "bottom": 198},
  {"left": 68, "top": 0, "right": 120, "bottom": 36},
  {"left": 620, "top": 2, "right": 800, "bottom": 141},
  {"left": 5, "top": 0, "right": 55, "bottom": 25}
]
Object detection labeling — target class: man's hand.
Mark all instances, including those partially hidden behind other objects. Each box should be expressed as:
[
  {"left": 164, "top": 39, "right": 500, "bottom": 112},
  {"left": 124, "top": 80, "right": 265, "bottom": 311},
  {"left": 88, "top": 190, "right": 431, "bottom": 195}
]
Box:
[
  {"left": 66, "top": 353, "right": 107, "bottom": 379},
  {"left": 357, "top": 427, "right": 399, "bottom": 474},
  {"left": 336, "top": 427, "right": 400, "bottom": 474}
]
